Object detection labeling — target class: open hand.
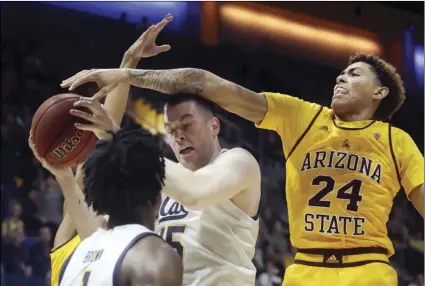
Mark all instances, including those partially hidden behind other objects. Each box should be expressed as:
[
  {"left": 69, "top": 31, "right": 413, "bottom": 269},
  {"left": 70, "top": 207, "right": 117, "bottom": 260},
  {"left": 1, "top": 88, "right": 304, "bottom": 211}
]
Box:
[
  {"left": 70, "top": 96, "right": 120, "bottom": 139},
  {"left": 126, "top": 13, "right": 173, "bottom": 59}
]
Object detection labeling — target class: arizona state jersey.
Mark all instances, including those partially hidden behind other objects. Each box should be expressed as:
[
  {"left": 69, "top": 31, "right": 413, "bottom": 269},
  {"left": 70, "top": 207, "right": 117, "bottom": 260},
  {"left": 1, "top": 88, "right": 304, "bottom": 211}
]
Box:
[
  {"left": 50, "top": 235, "right": 81, "bottom": 286},
  {"left": 256, "top": 92, "right": 424, "bottom": 256}
]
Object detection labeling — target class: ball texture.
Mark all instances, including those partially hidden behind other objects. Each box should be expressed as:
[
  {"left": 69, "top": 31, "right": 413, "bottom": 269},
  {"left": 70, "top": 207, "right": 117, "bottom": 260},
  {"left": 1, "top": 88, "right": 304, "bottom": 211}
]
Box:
[{"left": 31, "top": 93, "right": 96, "bottom": 167}]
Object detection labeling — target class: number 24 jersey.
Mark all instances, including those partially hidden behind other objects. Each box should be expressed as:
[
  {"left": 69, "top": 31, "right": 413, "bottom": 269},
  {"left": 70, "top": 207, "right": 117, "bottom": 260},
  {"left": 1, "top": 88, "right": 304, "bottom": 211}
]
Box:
[{"left": 256, "top": 92, "right": 424, "bottom": 256}]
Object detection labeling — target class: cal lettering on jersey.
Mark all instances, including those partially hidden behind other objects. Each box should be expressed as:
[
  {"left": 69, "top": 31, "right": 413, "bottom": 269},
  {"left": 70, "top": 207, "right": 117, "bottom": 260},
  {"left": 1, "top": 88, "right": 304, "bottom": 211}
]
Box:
[
  {"left": 304, "top": 213, "right": 365, "bottom": 236},
  {"left": 159, "top": 196, "right": 189, "bottom": 223},
  {"left": 83, "top": 249, "right": 104, "bottom": 264},
  {"left": 300, "top": 150, "right": 382, "bottom": 184}
]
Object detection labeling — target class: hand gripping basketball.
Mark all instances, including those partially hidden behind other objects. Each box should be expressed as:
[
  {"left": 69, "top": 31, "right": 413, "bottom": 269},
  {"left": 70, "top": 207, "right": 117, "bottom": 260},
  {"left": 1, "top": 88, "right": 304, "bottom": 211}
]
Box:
[
  {"left": 70, "top": 97, "right": 120, "bottom": 139},
  {"left": 28, "top": 132, "right": 74, "bottom": 179}
]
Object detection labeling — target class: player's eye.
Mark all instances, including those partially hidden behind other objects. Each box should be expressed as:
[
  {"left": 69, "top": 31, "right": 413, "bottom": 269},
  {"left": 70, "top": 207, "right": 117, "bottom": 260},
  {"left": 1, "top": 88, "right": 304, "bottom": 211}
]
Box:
[
  {"left": 352, "top": 73, "right": 360, "bottom": 77},
  {"left": 182, "top": 123, "right": 192, "bottom": 130}
]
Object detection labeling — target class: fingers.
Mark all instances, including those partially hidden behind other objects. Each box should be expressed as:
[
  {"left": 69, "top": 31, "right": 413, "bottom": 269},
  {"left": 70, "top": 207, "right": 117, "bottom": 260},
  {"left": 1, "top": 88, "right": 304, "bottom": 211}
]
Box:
[
  {"left": 61, "top": 70, "right": 91, "bottom": 88},
  {"left": 74, "top": 123, "right": 97, "bottom": 132},
  {"left": 70, "top": 109, "right": 95, "bottom": 123},
  {"left": 68, "top": 75, "right": 93, "bottom": 91},
  {"left": 157, "top": 44, "right": 171, "bottom": 53},
  {"left": 73, "top": 97, "right": 103, "bottom": 116},
  {"left": 154, "top": 13, "right": 173, "bottom": 34}
]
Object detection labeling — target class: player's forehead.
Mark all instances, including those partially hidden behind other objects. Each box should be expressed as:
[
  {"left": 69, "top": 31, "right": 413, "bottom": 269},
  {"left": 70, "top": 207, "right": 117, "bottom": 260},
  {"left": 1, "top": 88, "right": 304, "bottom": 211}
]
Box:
[
  {"left": 342, "top": 62, "right": 376, "bottom": 77},
  {"left": 164, "top": 101, "right": 201, "bottom": 123}
]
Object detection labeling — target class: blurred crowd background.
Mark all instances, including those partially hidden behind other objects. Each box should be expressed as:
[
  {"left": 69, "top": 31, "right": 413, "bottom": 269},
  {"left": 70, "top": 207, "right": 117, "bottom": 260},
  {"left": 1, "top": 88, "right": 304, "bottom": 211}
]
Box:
[{"left": 1, "top": 2, "right": 423, "bottom": 286}]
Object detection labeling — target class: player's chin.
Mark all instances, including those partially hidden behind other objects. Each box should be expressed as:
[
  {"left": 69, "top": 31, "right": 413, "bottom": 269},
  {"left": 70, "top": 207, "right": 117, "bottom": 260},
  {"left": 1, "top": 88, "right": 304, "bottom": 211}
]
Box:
[{"left": 331, "top": 97, "right": 349, "bottom": 112}]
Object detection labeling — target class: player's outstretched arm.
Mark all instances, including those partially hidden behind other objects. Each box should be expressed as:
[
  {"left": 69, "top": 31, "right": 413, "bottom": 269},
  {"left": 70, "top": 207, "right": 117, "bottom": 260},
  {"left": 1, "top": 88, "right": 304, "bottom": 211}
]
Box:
[
  {"left": 103, "top": 14, "right": 172, "bottom": 127},
  {"left": 162, "top": 148, "right": 261, "bottom": 209},
  {"left": 61, "top": 68, "right": 267, "bottom": 123},
  {"left": 125, "top": 68, "right": 268, "bottom": 123},
  {"left": 121, "top": 236, "right": 183, "bottom": 286}
]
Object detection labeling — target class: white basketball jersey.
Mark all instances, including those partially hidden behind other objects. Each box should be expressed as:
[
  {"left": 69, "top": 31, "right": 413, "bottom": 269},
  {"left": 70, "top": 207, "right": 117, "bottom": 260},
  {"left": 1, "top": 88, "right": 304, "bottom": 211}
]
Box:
[
  {"left": 155, "top": 192, "right": 259, "bottom": 285},
  {"left": 59, "top": 224, "right": 156, "bottom": 286}
]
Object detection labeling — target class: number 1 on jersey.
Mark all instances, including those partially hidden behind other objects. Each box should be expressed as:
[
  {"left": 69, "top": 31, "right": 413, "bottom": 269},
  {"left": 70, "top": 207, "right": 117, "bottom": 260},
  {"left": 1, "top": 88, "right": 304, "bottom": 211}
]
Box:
[
  {"left": 82, "top": 270, "right": 91, "bottom": 286},
  {"left": 159, "top": 225, "right": 186, "bottom": 259}
]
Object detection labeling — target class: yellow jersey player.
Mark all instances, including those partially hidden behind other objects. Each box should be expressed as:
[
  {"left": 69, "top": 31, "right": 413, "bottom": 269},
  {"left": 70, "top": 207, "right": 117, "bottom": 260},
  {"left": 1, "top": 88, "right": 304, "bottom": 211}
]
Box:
[
  {"left": 64, "top": 52, "right": 424, "bottom": 286},
  {"left": 43, "top": 14, "right": 173, "bottom": 286}
]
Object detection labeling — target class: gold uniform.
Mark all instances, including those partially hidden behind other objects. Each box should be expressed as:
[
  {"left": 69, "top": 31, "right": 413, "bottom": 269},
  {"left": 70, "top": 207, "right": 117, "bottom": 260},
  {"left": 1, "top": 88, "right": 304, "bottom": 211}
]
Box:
[
  {"left": 50, "top": 235, "right": 81, "bottom": 286},
  {"left": 256, "top": 92, "right": 424, "bottom": 286}
]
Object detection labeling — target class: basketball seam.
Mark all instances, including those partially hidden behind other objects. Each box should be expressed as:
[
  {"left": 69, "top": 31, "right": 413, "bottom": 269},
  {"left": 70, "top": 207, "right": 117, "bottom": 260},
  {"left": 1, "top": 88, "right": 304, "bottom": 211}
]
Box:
[
  {"left": 41, "top": 97, "right": 81, "bottom": 158},
  {"left": 33, "top": 96, "right": 79, "bottom": 141}
]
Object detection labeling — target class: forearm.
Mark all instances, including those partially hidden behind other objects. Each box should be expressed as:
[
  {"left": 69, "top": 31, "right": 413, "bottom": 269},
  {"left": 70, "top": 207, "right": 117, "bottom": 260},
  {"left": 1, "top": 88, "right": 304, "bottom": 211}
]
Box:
[
  {"left": 162, "top": 159, "right": 198, "bottom": 206},
  {"left": 56, "top": 175, "right": 98, "bottom": 239},
  {"left": 103, "top": 54, "right": 139, "bottom": 126},
  {"left": 126, "top": 68, "right": 204, "bottom": 95},
  {"left": 125, "top": 68, "right": 267, "bottom": 122}
]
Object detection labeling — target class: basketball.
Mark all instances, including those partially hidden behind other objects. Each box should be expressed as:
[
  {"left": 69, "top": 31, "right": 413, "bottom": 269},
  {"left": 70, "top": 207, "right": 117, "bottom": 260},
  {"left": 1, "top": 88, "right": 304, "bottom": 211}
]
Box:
[{"left": 31, "top": 93, "right": 97, "bottom": 167}]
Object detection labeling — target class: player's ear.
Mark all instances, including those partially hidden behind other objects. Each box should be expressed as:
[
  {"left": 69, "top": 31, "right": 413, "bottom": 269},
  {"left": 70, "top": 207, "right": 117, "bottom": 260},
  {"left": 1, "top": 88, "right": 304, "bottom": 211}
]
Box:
[
  {"left": 211, "top": 117, "right": 220, "bottom": 137},
  {"left": 372, "top": 86, "right": 389, "bottom": 100}
]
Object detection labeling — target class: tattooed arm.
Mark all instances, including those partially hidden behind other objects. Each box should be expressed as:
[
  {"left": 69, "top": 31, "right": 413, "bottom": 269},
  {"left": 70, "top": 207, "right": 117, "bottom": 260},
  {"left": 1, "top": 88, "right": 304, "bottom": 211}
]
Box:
[{"left": 126, "top": 68, "right": 267, "bottom": 123}]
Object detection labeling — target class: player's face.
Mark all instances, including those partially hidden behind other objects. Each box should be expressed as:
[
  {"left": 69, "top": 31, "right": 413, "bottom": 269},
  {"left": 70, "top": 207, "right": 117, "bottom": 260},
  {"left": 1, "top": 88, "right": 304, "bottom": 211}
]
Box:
[
  {"left": 331, "top": 62, "right": 382, "bottom": 118},
  {"left": 165, "top": 101, "right": 219, "bottom": 170}
]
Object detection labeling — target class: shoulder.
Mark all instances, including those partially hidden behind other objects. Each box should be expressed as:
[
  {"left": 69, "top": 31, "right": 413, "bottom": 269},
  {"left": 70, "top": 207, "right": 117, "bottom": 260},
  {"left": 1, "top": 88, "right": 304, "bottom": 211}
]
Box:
[
  {"left": 121, "top": 235, "right": 182, "bottom": 285},
  {"left": 220, "top": 148, "right": 260, "bottom": 173},
  {"left": 389, "top": 125, "right": 415, "bottom": 147}
]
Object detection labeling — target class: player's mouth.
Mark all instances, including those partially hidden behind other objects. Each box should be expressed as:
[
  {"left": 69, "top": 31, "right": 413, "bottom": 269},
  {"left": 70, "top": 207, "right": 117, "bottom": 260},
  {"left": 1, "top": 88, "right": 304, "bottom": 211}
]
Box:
[
  {"left": 333, "top": 87, "right": 348, "bottom": 98},
  {"left": 179, "top": 147, "right": 195, "bottom": 158}
]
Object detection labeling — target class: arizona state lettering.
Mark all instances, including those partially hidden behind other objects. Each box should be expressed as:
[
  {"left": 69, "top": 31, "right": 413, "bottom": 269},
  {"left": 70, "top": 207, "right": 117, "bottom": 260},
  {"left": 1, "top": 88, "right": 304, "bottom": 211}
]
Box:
[
  {"left": 300, "top": 150, "right": 382, "bottom": 184},
  {"left": 51, "top": 130, "right": 86, "bottom": 160},
  {"left": 304, "top": 213, "right": 365, "bottom": 236}
]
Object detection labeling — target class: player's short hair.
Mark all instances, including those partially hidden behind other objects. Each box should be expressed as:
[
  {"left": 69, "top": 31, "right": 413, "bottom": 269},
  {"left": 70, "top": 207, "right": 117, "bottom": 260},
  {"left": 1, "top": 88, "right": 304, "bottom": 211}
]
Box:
[
  {"left": 348, "top": 53, "right": 406, "bottom": 121},
  {"left": 83, "top": 128, "right": 165, "bottom": 225},
  {"left": 165, "top": 93, "right": 217, "bottom": 117}
]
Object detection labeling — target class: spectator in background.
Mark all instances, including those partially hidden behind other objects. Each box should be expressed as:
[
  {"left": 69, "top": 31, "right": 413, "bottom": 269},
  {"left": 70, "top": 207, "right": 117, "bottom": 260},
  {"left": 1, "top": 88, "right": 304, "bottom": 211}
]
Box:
[
  {"left": 21, "top": 187, "right": 43, "bottom": 236},
  {"left": 388, "top": 206, "right": 410, "bottom": 267},
  {"left": 408, "top": 274, "right": 424, "bottom": 286},
  {"left": 28, "top": 225, "right": 52, "bottom": 278},
  {"left": 37, "top": 175, "right": 63, "bottom": 226},
  {"left": 266, "top": 220, "right": 288, "bottom": 254},
  {"left": 1, "top": 263, "right": 4, "bottom": 286},
  {"left": 2, "top": 200, "right": 24, "bottom": 240},
  {"left": 1, "top": 226, "right": 32, "bottom": 278},
  {"left": 256, "top": 260, "right": 282, "bottom": 286}
]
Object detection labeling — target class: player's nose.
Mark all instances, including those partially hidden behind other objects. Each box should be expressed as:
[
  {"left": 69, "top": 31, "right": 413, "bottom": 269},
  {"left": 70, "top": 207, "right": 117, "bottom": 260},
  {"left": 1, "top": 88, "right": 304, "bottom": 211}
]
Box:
[{"left": 336, "top": 74, "right": 347, "bottom": 84}]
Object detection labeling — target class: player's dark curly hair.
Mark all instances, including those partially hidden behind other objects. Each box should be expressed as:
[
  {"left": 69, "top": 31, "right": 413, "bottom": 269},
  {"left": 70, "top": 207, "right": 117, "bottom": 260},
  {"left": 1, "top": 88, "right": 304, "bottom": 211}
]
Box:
[
  {"left": 165, "top": 93, "right": 217, "bottom": 116},
  {"left": 82, "top": 128, "right": 165, "bottom": 225},
  {"left": 348, "top": 53, "right": 406, "bottom": 121}
]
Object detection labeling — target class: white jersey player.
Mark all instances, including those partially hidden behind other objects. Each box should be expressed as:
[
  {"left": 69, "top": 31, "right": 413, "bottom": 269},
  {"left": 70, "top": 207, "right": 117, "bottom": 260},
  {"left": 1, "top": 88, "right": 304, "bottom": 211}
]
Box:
[
  {"left": 56, "top": 129, "right": 183, "bottom": 286},
  {"left": 156, "top": 94, "right": 262, "bottom": 285},
  {"left": 59, "top": 73, "right": 262, "bottom": 284}
]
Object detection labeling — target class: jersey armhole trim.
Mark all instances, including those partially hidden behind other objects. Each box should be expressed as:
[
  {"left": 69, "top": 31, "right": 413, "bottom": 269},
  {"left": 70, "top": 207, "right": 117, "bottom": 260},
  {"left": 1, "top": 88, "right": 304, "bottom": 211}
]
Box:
[
  {"left": 388, "top": 124, "right": 402, "bottom": 189},
  {"left": 286, "top": 106, "right": 323, "bottom": 160},
  {"left": 112, "top": 232, "right": 161, "bottom": 286},
  {"left": 58, "top": 248, "right": 77, "bottom": 285},
  {"left": 51, "top": 233, "right": 78, "bottom": 254}
]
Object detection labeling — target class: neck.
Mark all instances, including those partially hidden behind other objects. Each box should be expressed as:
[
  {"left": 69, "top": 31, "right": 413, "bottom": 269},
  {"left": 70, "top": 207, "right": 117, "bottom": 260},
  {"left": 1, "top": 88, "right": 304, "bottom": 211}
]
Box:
[
  {"left": 107, "top": 211, "right": 154, "bottom": 231},
  {"left": 192, "top": 140, "right": 222, "bottom": 171},
  {"left": 334, "top": 108, "right": 375, "bottom": 122}
]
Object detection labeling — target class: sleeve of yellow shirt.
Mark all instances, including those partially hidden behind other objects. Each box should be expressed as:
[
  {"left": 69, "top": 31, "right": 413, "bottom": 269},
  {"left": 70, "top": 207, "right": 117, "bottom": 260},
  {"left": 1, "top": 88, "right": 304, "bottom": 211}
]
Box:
[
  {"left": 50, "top": 235, "right": 81, "bottom": 286},
  {"left": 255, "top": 92, "right": 322, "bottom": 156},
  {"left": 393, "top": 128, "right": 424, "bottom": 198}
]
